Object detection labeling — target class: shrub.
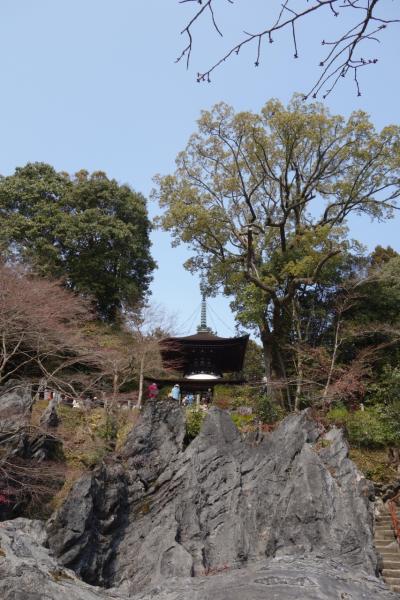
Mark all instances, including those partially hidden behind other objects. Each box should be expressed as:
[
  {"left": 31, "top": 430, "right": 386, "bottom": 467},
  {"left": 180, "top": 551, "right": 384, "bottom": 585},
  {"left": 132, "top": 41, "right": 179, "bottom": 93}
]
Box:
[
  {"left": 185, "top": 408, "right": 205, "bottom": 443},
  {"left": 326, "top": 404, "right": 349, "bottom": 425},
  {"left": 381, "top": 399, "right": 400, "bottom": 445},
  {"left": 346, "top": 408, "right": 396, "bottom": 448},
  {"left": 367, "top": 366, "right": 400, "bottom": 406},
  {"left": 230, "top": 413, "right": 255, "bottom": 431},
  {"left": 349, "top": 448, "right": 397, "bottom": 483},
  {"left": 213, "top": 385, "right": 254, "bottom": 410},
  {"left": 255, "top": 394, "right": 284, "bottom": 424},
  {"left": 327, "top": 404, "right": 400, "bottom": 449}
]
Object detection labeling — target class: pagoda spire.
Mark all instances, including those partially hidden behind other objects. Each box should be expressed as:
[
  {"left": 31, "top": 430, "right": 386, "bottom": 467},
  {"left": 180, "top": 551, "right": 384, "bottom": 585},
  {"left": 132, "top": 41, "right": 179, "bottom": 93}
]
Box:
[{"left": 197, "top": 277, "right": 212, "bottom": 333}]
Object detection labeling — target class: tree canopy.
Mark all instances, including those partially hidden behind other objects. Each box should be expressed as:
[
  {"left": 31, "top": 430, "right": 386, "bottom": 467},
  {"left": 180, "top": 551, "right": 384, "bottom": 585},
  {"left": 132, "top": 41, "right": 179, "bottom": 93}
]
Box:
[
  {"left": 0, "top": 163, "right": 155, "bottom": 322},
  {"left": 154, "top": 96, "right": 400, "bottom": 403}
]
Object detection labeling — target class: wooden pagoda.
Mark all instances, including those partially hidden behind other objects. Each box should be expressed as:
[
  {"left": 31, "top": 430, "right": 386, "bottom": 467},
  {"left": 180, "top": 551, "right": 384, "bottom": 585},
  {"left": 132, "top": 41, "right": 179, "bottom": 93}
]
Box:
[{"left": 159, "top": 284, "right": 249, "bottom": 394}]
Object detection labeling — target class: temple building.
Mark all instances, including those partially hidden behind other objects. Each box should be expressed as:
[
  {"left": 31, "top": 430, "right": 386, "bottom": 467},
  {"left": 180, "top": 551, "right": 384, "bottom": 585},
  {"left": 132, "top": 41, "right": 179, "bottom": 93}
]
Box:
[{"left": 159, "top": 284, "right": 249, "bottom": 395}]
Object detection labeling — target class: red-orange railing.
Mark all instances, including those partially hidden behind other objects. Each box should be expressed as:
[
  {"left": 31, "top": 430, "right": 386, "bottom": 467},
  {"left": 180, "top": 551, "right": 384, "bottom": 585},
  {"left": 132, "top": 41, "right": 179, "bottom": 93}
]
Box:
[{"left": 387, "top": 493, "right": 400, "bottom": 546}]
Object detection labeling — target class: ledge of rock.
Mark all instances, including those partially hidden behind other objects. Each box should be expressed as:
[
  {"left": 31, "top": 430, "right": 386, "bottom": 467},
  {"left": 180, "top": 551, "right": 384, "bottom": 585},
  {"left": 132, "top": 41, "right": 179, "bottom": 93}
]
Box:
[{"left": 0, "top": 401, "right": 397, "bottom": 598}]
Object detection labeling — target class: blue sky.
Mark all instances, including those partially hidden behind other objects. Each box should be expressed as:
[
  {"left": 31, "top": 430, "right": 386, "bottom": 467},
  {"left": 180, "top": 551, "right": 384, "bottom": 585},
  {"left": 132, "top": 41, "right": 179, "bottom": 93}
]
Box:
[{"left": 0, "top": 1, "right": 399, "bottom": 336}]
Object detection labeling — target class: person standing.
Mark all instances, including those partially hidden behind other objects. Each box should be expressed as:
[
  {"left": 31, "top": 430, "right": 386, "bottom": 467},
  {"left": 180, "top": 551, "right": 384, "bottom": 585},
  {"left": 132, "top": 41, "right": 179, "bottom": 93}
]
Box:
[
  {"left": 171, "top": 384, "right": 181, "bottom": 403},
  {"left": 147, "top": 382, "right": 159, "bottom": 400},
  {"left": 205, "top": 388, "right": 212, "bottom": 405}
]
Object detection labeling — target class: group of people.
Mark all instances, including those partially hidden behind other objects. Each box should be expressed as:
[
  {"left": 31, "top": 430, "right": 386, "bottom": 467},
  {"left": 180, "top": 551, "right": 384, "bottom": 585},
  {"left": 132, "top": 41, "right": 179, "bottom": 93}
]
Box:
[
  {"left": 146, "top": 382, "right": 213, "bottom": 407},
  {"left": 169, "top": 383, "right": 213, "bottom": 407}
]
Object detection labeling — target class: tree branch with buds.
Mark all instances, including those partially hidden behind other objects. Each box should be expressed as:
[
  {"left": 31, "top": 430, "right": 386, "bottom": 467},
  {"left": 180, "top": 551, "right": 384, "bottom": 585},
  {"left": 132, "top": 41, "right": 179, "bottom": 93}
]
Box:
[{"left": 177, "top": 0, "right": 399, "bottom": 97}]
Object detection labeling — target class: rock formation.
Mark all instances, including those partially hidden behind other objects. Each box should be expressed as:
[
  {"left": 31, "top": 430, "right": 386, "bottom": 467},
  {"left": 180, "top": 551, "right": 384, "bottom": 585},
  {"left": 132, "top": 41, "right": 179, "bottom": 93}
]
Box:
[
  {"left": 0, "top": 383, "right": 63, "bottom": 520},
  {"left": 40, "top": 398, "right": 60, "bottom": 429},
  {"left": 0, "top": 379, "right": 33, "bottom": 433},
  {"left": 0, "top": 400, "right": 398, "bottom": 598}
]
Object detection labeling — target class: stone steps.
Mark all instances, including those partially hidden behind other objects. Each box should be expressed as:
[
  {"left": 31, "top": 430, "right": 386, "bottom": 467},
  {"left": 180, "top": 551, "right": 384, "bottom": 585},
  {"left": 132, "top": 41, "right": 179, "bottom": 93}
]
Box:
[
  {"left": 383, "top": 569, "right": 400, "bottom": 577},
  {"left": 374, "top": 507, "right": 400, "bottom": 593}
]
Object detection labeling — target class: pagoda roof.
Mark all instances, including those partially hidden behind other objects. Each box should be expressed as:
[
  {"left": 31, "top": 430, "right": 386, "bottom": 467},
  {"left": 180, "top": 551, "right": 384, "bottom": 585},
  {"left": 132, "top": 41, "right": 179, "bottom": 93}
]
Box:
[
  {"left": 168, "top": 331, "right": 242, "bottom": 342},
  {"left": 160, "top": 333, "right": 249, "bottom": 374}
]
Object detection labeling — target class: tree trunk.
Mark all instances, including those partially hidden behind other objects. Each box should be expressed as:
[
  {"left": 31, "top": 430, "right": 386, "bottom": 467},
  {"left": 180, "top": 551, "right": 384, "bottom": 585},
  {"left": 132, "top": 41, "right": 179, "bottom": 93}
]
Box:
[
  {"left": 112, "top": 373, "right": 118, "bottom": 410},
  {"left": 260, "top": 330, "right": 287, "bottom": 409},
  {"left": 322, "top": 318, "right": 341, "bottom": 405},
  {"left": 260, "top": 313, "right": 292, "bottom": 411},
  {"left": 293, "top": 300, "right": 303, "bottom": 412},
  {"left": 137, "top": 355, "right": 145, "bottom": 409}
]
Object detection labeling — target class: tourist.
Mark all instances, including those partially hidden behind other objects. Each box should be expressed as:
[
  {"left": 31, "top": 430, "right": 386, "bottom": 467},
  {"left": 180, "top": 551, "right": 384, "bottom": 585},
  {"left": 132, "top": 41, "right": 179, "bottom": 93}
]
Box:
[
  {"left": 185, "top": 392, "right": 194, "bottom": 406},
  {"left": 147, "top": 382, "right": 159, "bottom": 400},
  {"left": 171, "top": 383, "right": 181, "bottom": 402},
  {"left": 205, "top": 388, "right": 212, "bottom": 405}
]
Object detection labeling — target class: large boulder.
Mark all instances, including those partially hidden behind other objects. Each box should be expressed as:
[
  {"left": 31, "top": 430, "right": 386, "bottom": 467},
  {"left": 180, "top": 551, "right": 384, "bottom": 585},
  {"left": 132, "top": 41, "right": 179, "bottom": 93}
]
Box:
[
  {"left": 0, "top": 382, "right": 63, "bottom": 521},
  {"left": 0, "top": 519, "right": 126, "bottom": 600},
  {"left": 0, "top": 379, "right": 32, "bottom": 432},
  {"left": 44, "top": 402, "right": 388, "bottom": 598},
  {"left": 40, "top": 398, "right": 60, "bottom": 429}
]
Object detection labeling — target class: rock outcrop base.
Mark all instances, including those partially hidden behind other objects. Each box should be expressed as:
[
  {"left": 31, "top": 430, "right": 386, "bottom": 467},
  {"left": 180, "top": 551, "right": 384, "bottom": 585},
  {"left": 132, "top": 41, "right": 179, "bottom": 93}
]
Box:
[{"left": 1, "top": 402, "right": 398, "bottom": 598}]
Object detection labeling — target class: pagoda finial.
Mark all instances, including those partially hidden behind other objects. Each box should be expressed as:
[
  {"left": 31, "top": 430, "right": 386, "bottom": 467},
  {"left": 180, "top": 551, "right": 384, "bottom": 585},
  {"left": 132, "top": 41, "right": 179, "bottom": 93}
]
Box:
[{"left": 198, "top": 276, "right": 211, "bottom": 333}]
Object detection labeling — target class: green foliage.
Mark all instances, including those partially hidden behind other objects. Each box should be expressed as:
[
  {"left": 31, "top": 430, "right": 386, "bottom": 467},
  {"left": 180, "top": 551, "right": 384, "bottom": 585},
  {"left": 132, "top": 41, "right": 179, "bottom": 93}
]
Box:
[
  {"left": 0, "top": 163, "right": 155, "bottom": 321},
  {"left": 349, "top": 448, "right": 397, "bottom": 484},
  {"left": 155, "top": 96, "right": 400, "bottom": 402},
  {"left": 184, "top": 408, "right": 205, "bottom": 443},
  {"left": 242, "top": 339, "right": 265, "bottom": 382},
  {"left": 255, "top": 394, "right": 284, "bottom": 424},
  {"left": 370, "top": 245, "right": 399, "bottom": 268},
  {"left": 157, "top": 386, "right": 173, "bottom": 400},
  {"left": 230, "top": 412, "right": 255, "bottom": 430},
  {"left": 346, "top": 409, "right": 395, "bottom": 448},
  {"left": 213, "top": 384, "right": 259, "bottom": 410},
  {"left": 350, "top": 256, "right": 400, "bottom": 329},
  {"left": 367, "top": 366, "right": 400, "bottom": 406},
  {"left": 327, "top": 403, "right": 400, "bottom": 448},
  {"left": 326, "top": 404, "right": 349, "bottom": 425},
  {"left": 96, "top": 415, "right": 119, "bottom": 443}
]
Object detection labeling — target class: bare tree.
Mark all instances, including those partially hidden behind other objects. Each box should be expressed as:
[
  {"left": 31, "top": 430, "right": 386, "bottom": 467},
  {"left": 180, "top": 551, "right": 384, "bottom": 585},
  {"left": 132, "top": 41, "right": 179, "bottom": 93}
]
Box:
[
  {"left": 177, "top": 0, "right": 399, "bottom": 97},
  {"left": 0, "top": 264, "right": 96, "bottom": 390},
  {"left": 128, "top": 304, "right": 179, "bottom": 408}
]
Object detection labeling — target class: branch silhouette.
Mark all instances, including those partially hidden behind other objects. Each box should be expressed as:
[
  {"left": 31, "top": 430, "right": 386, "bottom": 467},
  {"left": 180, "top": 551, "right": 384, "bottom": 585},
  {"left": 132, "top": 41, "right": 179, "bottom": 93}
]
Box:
[{"left": 177, "top": 0, "right": 399, "bottom": 98}]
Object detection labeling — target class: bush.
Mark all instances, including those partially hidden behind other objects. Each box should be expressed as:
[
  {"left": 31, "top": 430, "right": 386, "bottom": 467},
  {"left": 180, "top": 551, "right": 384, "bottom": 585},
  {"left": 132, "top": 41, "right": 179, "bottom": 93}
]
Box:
[
  {"left": 185, "top": 408, "right": 205, "bottom": 444},
  {"left": 367, "top": 366, "right": 400, "bottom": 406},
  {"left": 255, "top": 394, "right": 284, "bottom": 424},
  {"left": 326, "top": 404, "right": 349, "bottom": 425},
  {"left": 349, "top": 448, "right": 397, "bottom": 483},
  {"left": 327, "top": 404, "right": 400, "bottom": 448},
  {"left": 346, "top": 409, "right": 394, "bottom": 448},
  {"left": 230, "top": 412, "right": 255, "bottom": 431},
  {"left": 213, "top": 385, "right": 254, "bottom": 410},
  {"left": 381, "top": 399, "right": 400, "bottom": 445}
]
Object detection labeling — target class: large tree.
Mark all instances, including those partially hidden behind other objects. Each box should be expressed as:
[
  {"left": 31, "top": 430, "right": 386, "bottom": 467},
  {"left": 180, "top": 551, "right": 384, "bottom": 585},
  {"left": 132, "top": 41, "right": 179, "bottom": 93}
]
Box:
[
  {"left": 0, "top": 163, "right": 155, "bottom": 322},
  {"left": 154, "top": 96, "right": 400, "bottom": 400}
]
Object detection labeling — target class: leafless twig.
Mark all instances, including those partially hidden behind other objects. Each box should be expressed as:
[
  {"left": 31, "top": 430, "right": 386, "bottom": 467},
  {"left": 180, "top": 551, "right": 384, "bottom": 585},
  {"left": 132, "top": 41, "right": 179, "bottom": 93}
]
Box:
[{"left": 177, "top": 0, "right": 399, "bottom": 97}]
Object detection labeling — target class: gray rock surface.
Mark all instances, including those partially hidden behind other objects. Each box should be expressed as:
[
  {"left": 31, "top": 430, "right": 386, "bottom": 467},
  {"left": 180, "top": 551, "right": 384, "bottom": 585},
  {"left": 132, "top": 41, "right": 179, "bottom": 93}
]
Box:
[
  {"left": 0, "top": 519, "right": 126, "bottom": 600},
  {"left": 0, "top": 379, "right": 32, "bottom": 432},
  {"left": 40, "top": 398, "right": 60, "bottom": 429},
  {"left": 0, "top": 518, "right": 397, "bottom": 600},
  {"left": 45, "top": 401, "right": 388, "bottom": 598},
  {"left": 0, "top": 380, "right": 64, "bottom": 520}
]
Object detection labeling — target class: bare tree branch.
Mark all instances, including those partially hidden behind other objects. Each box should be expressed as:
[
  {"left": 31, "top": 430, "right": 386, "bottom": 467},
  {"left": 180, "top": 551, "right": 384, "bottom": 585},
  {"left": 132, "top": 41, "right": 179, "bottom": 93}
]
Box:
[{"left": 177, "top": 0, "right": 399, "bottom": 97}]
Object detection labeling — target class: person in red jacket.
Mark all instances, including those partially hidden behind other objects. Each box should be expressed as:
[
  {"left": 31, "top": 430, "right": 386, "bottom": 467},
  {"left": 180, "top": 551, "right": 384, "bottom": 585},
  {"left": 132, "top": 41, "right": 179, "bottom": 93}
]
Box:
[{"left": 147, "top": 382, "right": 159, "bottom": 400}]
